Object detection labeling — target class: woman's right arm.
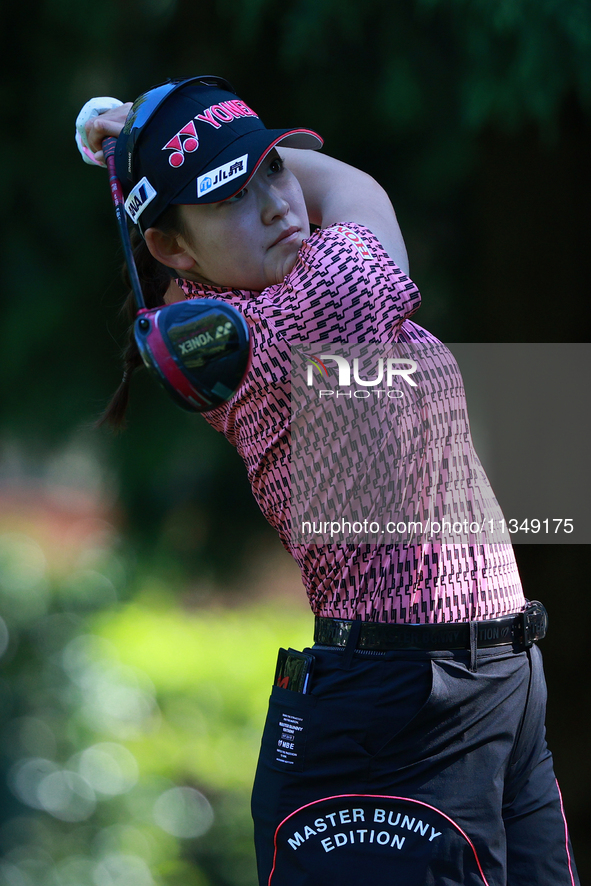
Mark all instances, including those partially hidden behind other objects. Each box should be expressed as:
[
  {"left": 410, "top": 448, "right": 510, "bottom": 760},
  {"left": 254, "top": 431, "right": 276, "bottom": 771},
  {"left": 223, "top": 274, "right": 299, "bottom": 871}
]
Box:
[{"left": 281, "top": 148, "right": 409, "bottom": 276}]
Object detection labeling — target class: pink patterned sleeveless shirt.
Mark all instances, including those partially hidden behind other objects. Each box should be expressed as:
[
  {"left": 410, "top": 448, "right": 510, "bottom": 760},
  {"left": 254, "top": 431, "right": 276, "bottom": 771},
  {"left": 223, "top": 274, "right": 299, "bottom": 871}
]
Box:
[{"left": 178, "top": 223, "right": 525, "bottom": 624}]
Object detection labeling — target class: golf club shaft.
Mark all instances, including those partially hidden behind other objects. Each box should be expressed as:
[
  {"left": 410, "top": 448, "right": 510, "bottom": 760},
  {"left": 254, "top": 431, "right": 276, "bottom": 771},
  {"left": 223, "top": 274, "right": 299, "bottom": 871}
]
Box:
[{"left": 102, "top": 137, "right": 147, "bottom": 311}]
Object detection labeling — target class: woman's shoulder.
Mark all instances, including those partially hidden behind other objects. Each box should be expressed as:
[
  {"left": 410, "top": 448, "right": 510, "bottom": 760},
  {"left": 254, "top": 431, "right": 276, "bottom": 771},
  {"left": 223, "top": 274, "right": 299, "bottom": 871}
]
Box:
[
  {"left": 302, "top": 221, "right": 391, "bottom": 258},
  {"left": 277, "top": 221, "right": 411, "bottom": 293},
  {"left": 254, "top": 221, "right": 421, "bottom": 342}
]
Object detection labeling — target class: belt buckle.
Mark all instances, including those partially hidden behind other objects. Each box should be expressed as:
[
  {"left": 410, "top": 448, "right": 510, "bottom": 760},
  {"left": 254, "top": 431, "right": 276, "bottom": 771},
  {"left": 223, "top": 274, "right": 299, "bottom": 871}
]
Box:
[{"left": 519, "top": 601, "right": 548, "bottom": 648}]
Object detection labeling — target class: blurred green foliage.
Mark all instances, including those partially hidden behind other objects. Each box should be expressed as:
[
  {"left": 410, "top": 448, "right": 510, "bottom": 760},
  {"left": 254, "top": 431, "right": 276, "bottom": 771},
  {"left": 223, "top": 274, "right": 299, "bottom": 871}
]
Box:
[
  {"left": 223, "top": 0, "right": 591, "bottom": 129},
  {"left": 0, "top": 528, "right": 311, "bottom": 885},
  {"left": 1, "top": 1, "right": 590, "bottom": 882}
]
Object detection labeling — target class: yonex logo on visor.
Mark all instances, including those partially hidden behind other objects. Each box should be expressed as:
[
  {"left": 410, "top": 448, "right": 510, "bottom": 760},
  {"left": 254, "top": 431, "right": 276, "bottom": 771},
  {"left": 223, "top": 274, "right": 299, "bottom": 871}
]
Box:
[
  {"left": 124, "top": 176, "right": 157, "bottom": 223},
  {"left": 161, "top": 100, "right": 258, "bottom": 167},
  {"left": 162, "top": 121, "right": 200, "bottom": 167},
  {"left": 198, "top": 154, "right": 248, "bottom": 196}
]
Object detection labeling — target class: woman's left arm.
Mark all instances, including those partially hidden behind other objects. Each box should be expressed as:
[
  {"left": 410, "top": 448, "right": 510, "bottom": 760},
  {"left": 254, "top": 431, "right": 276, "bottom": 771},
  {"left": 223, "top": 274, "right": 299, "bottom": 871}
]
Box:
[{"left": 281, "top": 148, "right": 409, "bottom": 275}]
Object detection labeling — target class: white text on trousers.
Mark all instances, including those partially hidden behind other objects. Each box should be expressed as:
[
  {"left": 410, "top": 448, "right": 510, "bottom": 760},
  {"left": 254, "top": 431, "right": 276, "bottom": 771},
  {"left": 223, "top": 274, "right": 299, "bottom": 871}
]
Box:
[{"left": 287, "top": 807, "right": 442, "bottom": 852}]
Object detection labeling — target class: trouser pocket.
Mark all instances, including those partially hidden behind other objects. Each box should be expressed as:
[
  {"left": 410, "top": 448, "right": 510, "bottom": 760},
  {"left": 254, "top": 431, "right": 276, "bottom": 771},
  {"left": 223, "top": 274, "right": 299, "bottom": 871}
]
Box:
[{"left": 259, "top": 683, "right": 318, "bottom": 774}]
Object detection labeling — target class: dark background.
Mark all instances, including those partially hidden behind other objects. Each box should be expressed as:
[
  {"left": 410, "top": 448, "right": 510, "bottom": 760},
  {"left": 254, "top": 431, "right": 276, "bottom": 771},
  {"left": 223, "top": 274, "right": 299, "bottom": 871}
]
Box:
[{"left": 1, "top": 0, "right": 590, "bottom": 880}]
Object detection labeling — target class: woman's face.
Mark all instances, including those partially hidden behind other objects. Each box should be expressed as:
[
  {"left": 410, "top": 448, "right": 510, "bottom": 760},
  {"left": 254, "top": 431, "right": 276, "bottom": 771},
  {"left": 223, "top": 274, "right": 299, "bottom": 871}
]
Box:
[{"left": 176, "top": 150, "right": 310, "bottom": 292}]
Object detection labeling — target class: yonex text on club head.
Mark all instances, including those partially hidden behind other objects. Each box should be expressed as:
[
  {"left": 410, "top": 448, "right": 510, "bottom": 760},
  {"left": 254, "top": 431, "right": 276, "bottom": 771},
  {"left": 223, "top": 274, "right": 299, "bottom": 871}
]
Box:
[{"left": 134, "top": 299, "right": 251, "bottom": 412}]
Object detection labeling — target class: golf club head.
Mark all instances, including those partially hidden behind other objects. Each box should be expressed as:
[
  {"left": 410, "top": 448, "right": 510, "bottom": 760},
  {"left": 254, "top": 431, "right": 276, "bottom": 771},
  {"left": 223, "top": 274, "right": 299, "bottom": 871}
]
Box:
[{"left": 134, "top": 299, "right": 251, "bottom": 412}]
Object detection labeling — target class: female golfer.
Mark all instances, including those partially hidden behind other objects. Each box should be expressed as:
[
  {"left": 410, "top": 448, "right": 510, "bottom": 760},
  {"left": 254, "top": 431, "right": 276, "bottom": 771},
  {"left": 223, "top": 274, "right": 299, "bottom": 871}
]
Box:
[{"left": 78, "top": 77, "right": 578, "bottom": 886}]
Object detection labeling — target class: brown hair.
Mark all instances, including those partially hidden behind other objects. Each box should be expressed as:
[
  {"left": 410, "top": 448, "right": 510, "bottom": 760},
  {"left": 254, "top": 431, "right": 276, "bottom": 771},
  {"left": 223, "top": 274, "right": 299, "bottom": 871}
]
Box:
[{"left": 97, "top": 206, "right": 187, "bottom": 431}]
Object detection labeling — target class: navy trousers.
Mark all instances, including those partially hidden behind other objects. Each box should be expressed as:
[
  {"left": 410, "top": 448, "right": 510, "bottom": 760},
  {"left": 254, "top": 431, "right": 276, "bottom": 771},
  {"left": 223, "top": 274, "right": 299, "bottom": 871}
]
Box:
[{"left": 251, "top": 643, "right": 578, "bottom": 886}]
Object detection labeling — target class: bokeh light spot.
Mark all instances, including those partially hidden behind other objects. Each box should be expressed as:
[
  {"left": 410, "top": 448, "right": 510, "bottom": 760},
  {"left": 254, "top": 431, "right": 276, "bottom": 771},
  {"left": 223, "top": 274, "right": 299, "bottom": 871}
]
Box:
[
  {"left": 92, "top": 853, "right": 153, "bottom": 886},
  {"left": 77, "top": 743, "right": 139, "bottom": 796},
  {"left": 49, "top": 856, "right": 96, "bottom": 886},
  {"left": 153, "top": 787, "right": 214, "bottom": 839},
  {"left": 8, "top": 758, "right": 59, "bottom": 810},
  {"left": 36, "top": 770, "right": 96, "bottom": 822}
]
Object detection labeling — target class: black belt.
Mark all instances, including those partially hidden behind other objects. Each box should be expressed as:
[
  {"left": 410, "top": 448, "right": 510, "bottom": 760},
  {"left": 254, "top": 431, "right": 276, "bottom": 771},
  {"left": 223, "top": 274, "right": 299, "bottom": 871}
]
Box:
[{"left": 314, "top": 601, "right": 548, "bottom": 652}]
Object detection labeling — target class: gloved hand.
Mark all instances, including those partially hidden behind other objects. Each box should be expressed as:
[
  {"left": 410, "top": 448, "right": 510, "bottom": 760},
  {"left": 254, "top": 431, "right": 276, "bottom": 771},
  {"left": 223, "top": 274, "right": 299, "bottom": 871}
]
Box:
[{"left": 75, "top": 96, "right": 125, "bottom": 166}]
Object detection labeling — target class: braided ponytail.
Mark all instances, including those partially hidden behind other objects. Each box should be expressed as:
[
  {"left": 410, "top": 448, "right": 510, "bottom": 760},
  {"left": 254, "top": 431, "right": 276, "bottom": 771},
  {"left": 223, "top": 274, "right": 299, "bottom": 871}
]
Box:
[{"left": 97, "top": 207, "right": 186, "bottom": 431}]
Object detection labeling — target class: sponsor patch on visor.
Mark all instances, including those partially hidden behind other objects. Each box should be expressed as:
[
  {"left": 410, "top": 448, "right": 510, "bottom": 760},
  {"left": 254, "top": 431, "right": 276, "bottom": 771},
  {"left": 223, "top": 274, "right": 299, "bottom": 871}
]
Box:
[
  {"left": 125, "top": 176, "right": 157, "bottom": 223},
  {"left": 197, "top": 154, "right": 248, "bottom": 197}
]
